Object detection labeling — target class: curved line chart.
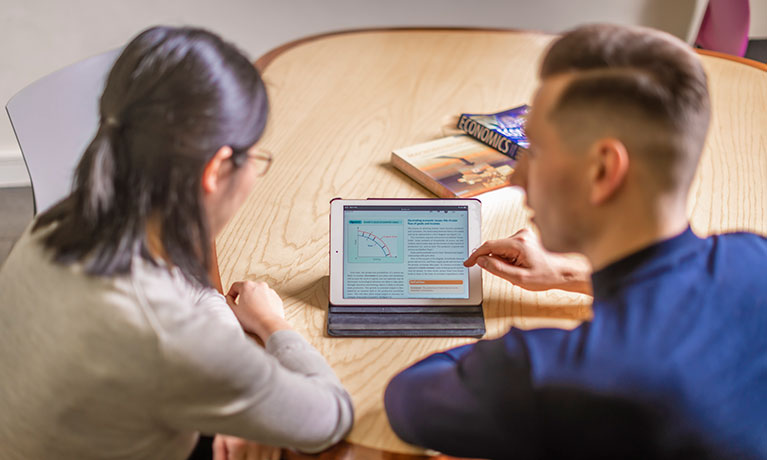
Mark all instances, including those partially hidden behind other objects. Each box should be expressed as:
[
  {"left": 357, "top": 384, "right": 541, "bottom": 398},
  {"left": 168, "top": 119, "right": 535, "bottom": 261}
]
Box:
[{"left": 357, "top": 229, "right": 392, "bottom": 257}]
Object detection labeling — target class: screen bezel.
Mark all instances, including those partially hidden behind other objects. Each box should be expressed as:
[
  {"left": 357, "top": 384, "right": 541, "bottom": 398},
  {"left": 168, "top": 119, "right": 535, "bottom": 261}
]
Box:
[{"left": 329, "top": 198, "right": 483, "bottom": 306}]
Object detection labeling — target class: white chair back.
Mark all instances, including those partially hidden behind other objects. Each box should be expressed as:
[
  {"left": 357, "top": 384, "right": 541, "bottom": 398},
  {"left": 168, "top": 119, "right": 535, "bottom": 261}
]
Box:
[{"left": 5, "top": 49, "right": 120, "bottom": 214}]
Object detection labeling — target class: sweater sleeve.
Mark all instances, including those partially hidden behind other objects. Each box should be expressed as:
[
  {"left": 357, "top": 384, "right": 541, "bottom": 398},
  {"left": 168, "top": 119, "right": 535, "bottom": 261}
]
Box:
[
  {"left": 153, "top": 288, "right": 353, "bottom": 453},
  {"left": 384, "top": 327, "right": 574, "bottom": 458}
]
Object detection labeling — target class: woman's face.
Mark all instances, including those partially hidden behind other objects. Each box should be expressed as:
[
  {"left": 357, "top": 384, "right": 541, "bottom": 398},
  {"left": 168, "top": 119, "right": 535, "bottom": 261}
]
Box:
[{"left": 203, "top": 144, "right": 271, "bottom": 237}]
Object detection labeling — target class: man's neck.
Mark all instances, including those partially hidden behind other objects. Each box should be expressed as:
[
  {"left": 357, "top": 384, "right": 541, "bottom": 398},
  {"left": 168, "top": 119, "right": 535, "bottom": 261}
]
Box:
[{"left": 583, "top": 198, "right": 689, "bottom": 272}]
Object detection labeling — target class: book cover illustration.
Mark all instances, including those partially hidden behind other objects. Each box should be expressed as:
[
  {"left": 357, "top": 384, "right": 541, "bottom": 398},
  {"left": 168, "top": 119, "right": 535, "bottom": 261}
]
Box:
[
  {"left": 457, "top": 105, "right": 530, "bottom": 159},
  {"left": 391, "top": 135, "right": 516, "bottom": 198}
]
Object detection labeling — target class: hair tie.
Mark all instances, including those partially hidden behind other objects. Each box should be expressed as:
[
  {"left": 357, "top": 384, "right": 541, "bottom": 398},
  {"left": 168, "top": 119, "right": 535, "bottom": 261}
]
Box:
[{"left": 104, "top": 116, "right": 120, "bottom": 128}]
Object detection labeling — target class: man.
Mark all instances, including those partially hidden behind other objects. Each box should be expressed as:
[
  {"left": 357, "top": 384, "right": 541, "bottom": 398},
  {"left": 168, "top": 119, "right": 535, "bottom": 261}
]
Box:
[{"left": 384, "top": 24, "right": 767, "bottom": 459}]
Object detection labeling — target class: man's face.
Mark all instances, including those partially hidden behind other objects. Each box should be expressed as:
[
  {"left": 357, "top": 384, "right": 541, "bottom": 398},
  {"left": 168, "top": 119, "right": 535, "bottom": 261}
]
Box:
[{"left": 520, "top": 75, "right": 592, "bottom": 253}]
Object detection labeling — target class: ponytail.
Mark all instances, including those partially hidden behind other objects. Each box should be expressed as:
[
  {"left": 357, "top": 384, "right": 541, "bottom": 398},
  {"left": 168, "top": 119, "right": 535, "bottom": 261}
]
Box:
[
  {"left": 32, "top": 26, "right": 269, "bottom": 287},
  {"left": 78, "top": 120, "right": 118, "bottom": 222}
]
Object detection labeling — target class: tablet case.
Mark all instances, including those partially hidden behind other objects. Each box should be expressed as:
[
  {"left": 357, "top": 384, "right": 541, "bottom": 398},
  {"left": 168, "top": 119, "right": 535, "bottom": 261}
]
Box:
[
  {"left": 327, "top": 303, "right": 485, "bottom": 337},
  {"left": 328, "top": 197, "right": 484, "bottom": 338}
]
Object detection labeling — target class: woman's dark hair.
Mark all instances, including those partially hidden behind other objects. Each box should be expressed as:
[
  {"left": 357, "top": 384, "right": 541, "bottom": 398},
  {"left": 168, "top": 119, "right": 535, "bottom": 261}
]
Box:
[{"left": 33, "top": 26, "right": 269, "bottom": 286}]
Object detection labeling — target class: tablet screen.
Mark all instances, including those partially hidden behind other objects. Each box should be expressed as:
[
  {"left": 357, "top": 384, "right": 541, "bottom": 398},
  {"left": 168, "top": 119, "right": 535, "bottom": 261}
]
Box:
[{"left": 343, "top": 204, "right": 469, "bottom": 299}]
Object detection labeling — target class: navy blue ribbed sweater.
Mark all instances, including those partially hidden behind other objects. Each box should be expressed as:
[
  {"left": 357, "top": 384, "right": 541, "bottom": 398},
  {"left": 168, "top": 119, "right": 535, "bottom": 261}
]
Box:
[{"left": 385, "top": 228, "right": 767, "bottom": 459}]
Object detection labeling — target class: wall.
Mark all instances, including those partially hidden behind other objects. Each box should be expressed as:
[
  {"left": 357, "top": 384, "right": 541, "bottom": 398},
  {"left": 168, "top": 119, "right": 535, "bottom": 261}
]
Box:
[
  {"left": 0, "top": 0, "right": 703, "bottom": 186},
  {"left": 753, "top": 0, "right": 767, "bottom": 38}
]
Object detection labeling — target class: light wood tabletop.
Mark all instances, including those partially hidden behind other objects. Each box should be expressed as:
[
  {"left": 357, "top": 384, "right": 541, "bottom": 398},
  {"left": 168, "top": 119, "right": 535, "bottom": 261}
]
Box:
[{"left": 214, "top": 29, "right": 767, "bottom": 456}]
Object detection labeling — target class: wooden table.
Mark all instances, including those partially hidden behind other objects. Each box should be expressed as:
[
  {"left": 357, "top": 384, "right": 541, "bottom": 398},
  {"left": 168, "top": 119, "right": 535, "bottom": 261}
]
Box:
[{"left": 215, "top": 29, "right": 767, "bottom": 456}]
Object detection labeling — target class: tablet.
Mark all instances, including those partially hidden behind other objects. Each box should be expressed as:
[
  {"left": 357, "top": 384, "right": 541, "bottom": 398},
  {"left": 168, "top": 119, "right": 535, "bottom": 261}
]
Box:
[
  {"left": 330, "top": 199, "right": 482, "bottom": 306},
  {"left": 329, "top": 198, "right": 483, "bottom": 305},
  {"left": 327, "top": 198, "right": 485, "bottom": 337}
]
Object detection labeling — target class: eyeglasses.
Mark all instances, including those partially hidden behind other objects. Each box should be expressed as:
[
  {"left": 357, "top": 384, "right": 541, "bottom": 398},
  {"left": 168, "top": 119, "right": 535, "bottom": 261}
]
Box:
[{"left": 246, "top": 148, "right": 273, "bottom": 177}]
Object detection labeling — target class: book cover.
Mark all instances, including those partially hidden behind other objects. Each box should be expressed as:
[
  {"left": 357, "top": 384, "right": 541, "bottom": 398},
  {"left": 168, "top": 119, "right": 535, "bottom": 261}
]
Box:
[
  {"left": 391, "top": 135, "right": 516, "bottom": 198},
  {"left": 457, "top": 105, "right": 530, "bottom": 159}
]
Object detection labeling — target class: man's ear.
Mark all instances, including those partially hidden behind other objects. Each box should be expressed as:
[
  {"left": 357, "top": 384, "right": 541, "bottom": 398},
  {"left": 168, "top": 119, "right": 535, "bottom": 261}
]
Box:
[
  {"left": 588, "top": 138, "right": 629, "bottom": 205},
  {"left": 201, "top": 146, "right": 234, "bottom": 195}
]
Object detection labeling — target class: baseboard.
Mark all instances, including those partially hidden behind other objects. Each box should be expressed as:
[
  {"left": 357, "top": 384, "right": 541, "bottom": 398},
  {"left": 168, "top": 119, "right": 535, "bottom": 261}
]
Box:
[{"left": 0, "top": 151, "right": 31, "bottom": 187}]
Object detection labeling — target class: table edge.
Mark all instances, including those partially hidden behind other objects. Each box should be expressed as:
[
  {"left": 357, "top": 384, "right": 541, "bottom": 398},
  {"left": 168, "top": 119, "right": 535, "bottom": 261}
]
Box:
[
  {"left": 695, "top": 48, "right": 767, "bottom": 71},
  {"left": 253, "top": 26, "right": 767, "bottom": 74},
  {"left": 254, "top": 26, "right": 551, "bottom": 71}
]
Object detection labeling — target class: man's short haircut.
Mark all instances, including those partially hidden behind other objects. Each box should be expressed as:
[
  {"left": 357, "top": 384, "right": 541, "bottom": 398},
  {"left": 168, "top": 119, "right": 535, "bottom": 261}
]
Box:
[{"left": 540, "top": 24, "right": 711, "bottom": 193}]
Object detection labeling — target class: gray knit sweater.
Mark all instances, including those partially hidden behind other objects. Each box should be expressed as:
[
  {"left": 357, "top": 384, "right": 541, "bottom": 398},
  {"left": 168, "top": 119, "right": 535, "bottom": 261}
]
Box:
[{"left": 0, "top": 225, "right": 353, "bottom": 459}]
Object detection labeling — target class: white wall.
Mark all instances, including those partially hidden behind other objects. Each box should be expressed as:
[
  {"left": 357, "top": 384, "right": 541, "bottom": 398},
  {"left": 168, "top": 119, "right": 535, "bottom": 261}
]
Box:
[
  {"left": 753, "top": 0, "right": 767, "bottom": 38},
  {"left": 0, "top": 0, "right": 702, "bottom": 186}
]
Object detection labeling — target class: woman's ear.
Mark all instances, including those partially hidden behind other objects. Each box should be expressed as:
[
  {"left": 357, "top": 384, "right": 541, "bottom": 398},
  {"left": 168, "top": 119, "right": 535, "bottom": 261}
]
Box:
[
  {"left": 588, "top": 138, "right": 629, "bottom": 205},
  {"left": 201, "top": 146, "right": 234, "bottom": 194}
]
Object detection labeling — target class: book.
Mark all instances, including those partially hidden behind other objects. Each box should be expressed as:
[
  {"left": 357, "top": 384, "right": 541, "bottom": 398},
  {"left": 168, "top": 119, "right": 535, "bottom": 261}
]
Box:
[
  {"left": 457, "top": 105, "right": 530, "bottom": 159},
  {"left": 391, "top": 135, "right": 516, "bottom": 198}
]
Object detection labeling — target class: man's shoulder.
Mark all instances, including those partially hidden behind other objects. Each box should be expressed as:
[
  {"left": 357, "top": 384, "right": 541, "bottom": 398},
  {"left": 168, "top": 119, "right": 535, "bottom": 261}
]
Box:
[
  {"left": 708, "top": 231, "right": 767, "bottom": 269},
  {"left": 702, "top": 232, "right": 767, "bottom": 304},
  {"left": 710, "top": 230, "right": 767, "bottom": 247}
]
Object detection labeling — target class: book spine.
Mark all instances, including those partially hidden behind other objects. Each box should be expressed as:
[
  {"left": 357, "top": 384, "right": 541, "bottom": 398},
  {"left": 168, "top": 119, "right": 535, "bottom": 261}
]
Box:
[
  {"left": 457, "top": 114, "right": 520, "bottom": 159},
  {"left": 390, "top": 152, "right": 455, "bottom": 198}
]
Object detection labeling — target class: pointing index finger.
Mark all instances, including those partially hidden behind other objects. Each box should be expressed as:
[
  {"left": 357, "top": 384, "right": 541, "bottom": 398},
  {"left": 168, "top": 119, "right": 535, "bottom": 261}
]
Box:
[{"left": 465, "top": 240, "right": 502, "bottom": 266}]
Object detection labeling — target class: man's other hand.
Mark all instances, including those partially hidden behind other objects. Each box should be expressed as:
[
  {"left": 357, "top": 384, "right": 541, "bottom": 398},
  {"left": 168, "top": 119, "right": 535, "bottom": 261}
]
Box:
[{"left": 464, "top": 228, "right": 593, "bottom": 295}]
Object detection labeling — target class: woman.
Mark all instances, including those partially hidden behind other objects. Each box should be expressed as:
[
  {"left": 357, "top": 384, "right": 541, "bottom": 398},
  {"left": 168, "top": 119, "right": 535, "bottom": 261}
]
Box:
[{"left": 0, "top": 26, "right": 353, "bottom": 459}]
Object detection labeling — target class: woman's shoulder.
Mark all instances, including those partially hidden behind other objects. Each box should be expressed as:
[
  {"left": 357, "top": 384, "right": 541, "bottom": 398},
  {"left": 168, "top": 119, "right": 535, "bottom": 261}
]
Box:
[
  {"left": 129, "top": 256, "right": 242, "bottom": 339},
  {"left": 0, "top": 220, "right": 163, "bottom": 367},
  {"left": 2, "top": 217, "right": 240, "bottom": 354},
  {"left": 4, "top": 218, "right": 233, "bottom": 336}
]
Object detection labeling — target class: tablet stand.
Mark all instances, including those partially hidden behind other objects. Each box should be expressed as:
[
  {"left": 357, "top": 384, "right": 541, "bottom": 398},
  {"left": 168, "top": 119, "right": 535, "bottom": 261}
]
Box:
[{"left": 327, "top": 303, "right": 485, "bottom": 337}]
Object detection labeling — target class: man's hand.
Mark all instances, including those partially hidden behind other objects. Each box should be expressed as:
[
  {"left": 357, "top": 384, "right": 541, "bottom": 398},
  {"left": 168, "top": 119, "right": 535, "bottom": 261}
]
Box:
[
  {"left": 464, "top": 228, "right": 593, "bottom": 295},
  {"left": 226, "top": 281, "right": 292, "bottom": 342},
  {"left": 213, "top": 435, "right": 281, "bottom": 460}
]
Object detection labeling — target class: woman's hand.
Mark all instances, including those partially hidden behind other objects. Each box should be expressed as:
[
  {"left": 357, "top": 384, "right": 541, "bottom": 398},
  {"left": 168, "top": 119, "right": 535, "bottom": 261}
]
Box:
[
  {"left": 213, "top": 435, "right": 281, "bottom": 460},
  {"left": 464, "top": 228, "right": 593, "bottom": 295},
  {"left": 225, "top": 281, "right": 292, "bottom": 341}
]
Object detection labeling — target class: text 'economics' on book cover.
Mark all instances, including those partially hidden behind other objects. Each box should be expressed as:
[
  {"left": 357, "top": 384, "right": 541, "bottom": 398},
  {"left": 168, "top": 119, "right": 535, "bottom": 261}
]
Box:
[{"left": 457, "top": 105, "right": 530, "bottom": 159}]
